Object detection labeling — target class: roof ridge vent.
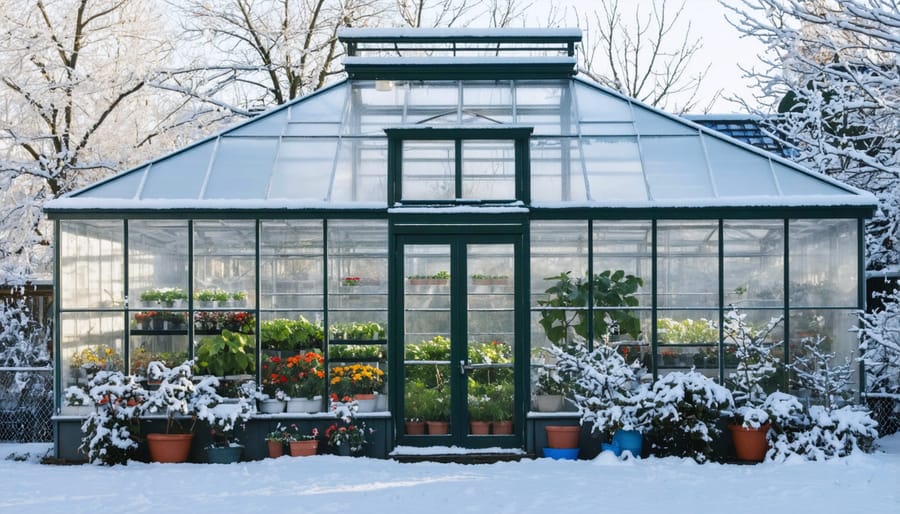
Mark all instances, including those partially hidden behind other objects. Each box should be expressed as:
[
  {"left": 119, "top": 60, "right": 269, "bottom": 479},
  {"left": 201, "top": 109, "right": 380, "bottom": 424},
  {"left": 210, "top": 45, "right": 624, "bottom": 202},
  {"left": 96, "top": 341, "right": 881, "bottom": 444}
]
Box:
[{"left": 338, "top": 27, "right": 581, "bottom": 80}]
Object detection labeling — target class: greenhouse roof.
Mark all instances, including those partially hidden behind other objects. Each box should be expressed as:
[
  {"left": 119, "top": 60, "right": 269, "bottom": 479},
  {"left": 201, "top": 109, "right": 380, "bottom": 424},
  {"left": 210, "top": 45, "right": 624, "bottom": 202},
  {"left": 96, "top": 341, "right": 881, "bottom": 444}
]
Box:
[{"left": 45, "top": 29, "right": 876, "bottom": 216}]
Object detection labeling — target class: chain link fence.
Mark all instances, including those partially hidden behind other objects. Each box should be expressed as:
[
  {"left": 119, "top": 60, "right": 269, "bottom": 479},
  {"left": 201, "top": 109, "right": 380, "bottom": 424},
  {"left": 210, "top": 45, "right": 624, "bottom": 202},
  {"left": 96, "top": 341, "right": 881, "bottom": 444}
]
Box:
[
  {"left": 864, "top": 392, "right": 900, "bottom": 437},
  {"left": 0, "top": 367, "right": 53, "bottom": 442}
]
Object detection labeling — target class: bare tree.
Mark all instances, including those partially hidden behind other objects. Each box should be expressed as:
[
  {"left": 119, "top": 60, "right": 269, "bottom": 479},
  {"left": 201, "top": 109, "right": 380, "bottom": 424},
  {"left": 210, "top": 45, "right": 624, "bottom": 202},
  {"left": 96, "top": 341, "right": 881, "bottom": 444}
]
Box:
[
  {"left": 0, "top": 0, "right": 185, "bottom": 283},
  {"left": 394, "top": 0, "right": 526, "bottom": 28},
  {"left": 723, "top": 0, "right": 900, "bottom": 271},
  {"left": 575, "top": 0, "right": 717, "bottom": 113}
]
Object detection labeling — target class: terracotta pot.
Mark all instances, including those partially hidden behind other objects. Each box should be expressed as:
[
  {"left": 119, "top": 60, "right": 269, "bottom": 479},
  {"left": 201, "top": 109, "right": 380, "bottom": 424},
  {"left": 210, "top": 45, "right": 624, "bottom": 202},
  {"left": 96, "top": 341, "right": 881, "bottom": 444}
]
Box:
[
  {"left": 405, "top": 421, "right": 426, "bottom": 435},
  {"left": 289, "top": 439, "right": 318, "bottom": 457},
  {"left": 545, "top": 425, "right": 580, "bottom": 449},
  {"left": 470, "top": 421, "right": 491, "bottom": 435},
  {"left": 146, "top": 433, "right": 194, "bottom": 463},
  {"left": 729, "top": 423, "right": 770, "bottom": 462},
  {"left": 426, "top": 421, "right": 449, "bottom": 435},
  {"left": 267, "top": 440, "right": 284, "bottom": 458},
  {"left": 492, "top": 420, "right": 513, "bottom": 435}
]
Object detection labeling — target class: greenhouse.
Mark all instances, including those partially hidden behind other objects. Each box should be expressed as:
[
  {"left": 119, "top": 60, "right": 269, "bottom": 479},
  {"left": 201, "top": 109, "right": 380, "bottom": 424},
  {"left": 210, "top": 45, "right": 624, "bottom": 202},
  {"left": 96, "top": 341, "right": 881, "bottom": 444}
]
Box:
[{"left": 45, "top": 28, "right": 876, "bottom": 461}]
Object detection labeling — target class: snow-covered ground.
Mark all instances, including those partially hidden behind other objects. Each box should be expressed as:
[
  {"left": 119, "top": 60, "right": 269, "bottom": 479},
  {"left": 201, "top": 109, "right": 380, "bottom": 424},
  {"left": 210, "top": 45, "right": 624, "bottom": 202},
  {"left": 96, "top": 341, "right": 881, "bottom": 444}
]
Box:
[{"left": 1, "top": 436, "right": 898, "bottom": 514}]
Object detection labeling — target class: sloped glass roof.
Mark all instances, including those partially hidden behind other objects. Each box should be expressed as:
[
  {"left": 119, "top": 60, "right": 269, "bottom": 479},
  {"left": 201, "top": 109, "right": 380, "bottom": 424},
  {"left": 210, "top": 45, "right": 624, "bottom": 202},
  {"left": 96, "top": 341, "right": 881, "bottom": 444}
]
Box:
[{"left": 48, "top": 29, "right": 874, "bottom": 213}]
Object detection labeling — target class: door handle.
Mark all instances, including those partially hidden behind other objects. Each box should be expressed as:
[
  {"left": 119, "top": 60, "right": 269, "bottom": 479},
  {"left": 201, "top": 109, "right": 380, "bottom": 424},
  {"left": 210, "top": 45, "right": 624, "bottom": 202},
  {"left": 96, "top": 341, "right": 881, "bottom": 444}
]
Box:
[{"left": 459, "top": 359, "right": 467, "bottom": 376}]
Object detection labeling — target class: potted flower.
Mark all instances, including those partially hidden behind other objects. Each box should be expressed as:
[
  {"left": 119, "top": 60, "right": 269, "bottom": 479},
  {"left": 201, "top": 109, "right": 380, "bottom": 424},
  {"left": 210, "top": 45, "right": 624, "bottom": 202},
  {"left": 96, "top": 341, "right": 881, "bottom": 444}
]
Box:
[
  {"left": 342, "top": 276, "right": 361, "bottom": 287},
  {"left": 285, "top": 424, "right": 320, "bottom": 457},
  {"left": 221, "top": 311, "right": 254, "bottom": 333},
  {"left": 329, "top": 364, "right": 384, "bottom": 412},
  {"left": 201, "top": 397, "right": 253, "bottom": 464},
  {"left": 325, "top": 407, "right": 369, "bottom": 457},
  {"left": 283, "top": 351, "right": 326, "bottom": 412},
  {"left": 140, "top": 360, "right": 219, "bottom": 463},
  {"left": 258, "top": 356, "right": 288, "bottom": 413},
  {"left": 69, "top": 345, "right": 124, "bottom": 385},
  {"left": 265, "top": 423, "right": 291, "bottom": 458}
]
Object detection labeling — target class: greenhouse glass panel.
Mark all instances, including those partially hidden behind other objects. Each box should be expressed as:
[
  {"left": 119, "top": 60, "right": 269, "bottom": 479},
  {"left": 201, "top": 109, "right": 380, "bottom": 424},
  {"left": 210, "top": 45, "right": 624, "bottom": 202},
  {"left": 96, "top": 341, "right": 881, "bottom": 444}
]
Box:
[
  {"left": 60, "top": 312, "right": 125, "bottom": 391},
  {"left": 204, "top": 137, "right": 278, "bottom": 199},
  {"left": 60, "top": 220, "right": 124, "bottom": 310},
  {"left": 141, "top": 140, "right": 215, "bottom": 199},
  {"left": 515, "top": 81, "right": 576, "bottom": 135},
  {"left": 578, "top": 122, "right": 636, "bottom": 136},
  {"left": 461, "top": 81, "right": 513, "bottom": 124},
  {"left": 582, "top": 136, "right": 646, "bottom": 202},
  {"left": 574, "top": 82, "right": 633, "bottom": 122},
  {"left": 406, "top": 82, "right": 459, "bottom": 124},
  {"left": 284, "top": 122, "right": 342, "bottom": 136},
  {"left": 259, "top": 220, "right": 323, "bottom": 311},
  {"left": 230, "top": 109, "right": 288, "bottom": 137},
  {"left": 641, "top": 136, "right": 714, "bottom": 200},
  {"left": 593, "top": 220, "right": 653, "bottom": 298},
  {"left": 632, "top": 104, "right": 697, "bottom": 136},
  {"left": 127, "top": 220, "right": 189, "bottom": 309},
  {"left": 193, "top": 220, "right": 257, "bottom": 308},
  {"left": 289, "top": 85, "right": 347, "bottom": 122},
  {"left": 332, "top": 138, "right": 388, "bottom": 203},
  {"left": 788, "top": 309, "right": 859, "bottom": 399},
  {"left": 268, "top": 138, "right": 339, "bottom": 200},
  {"left": 723, "top": 220, "right": 784, "bottom": 308},
  {"left": 789, "top": 219, "right": 857, "bottom": 308},
  {"left": 657, "top": 309, "right": 719, "bottom": 377},
  {"left": 773, "top": 162, "right": 847, "bottom": 196},
  {"left": 657, "top": 221, "right": 719, "bottom": 308},
  {"left": 530, "top": 138, "right": 587, "bottom": 202},
  {"left": 84, "top": 167, "right": 144, "bottom": 199},
  {"left": 402, "top": 140, "right": 455, "bottom": 201},
  {"left": 705, "top": 135, "right": 778, "bottom": 197},
  {"left": 461, "top": 140, "right": 515, "bottom": 199}
]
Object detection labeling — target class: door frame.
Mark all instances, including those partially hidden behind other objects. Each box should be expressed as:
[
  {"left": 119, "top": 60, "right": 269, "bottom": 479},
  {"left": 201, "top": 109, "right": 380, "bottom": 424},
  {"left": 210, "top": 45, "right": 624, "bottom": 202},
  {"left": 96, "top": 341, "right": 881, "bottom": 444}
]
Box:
[{"left": 389, "top": 220, "right": 529, "bottom": 449}]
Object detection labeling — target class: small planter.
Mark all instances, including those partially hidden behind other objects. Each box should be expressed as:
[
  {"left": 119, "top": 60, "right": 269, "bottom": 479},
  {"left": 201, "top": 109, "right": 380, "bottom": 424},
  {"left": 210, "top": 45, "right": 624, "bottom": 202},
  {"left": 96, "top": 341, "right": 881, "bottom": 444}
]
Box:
[
  {"left": 289, "top": 439, "right": 318, "bottom": 457},
  {"left": 354, "top": 393, "right": 377, "bottom": 412},
  {"left": 286, "top": 397, "right": 322, "bottom": 413},
  {"left": 601, "top": 429, "right": 643, "bottom": 457},
  {"left": 545, "top": 425, "right": 580, "bottom": 449},
  {"left": 426, "top": 421, "right": 449, "bottom": 435},
  {"left": 147, "top": 433, "right": 194, "bottom": 463},
  {"left": 729, "top": 423, "right": 770, "bottom": 462},
  {"left": 492, "top": 420, "right": 513, "bottom": 435},
  {"left": 405, "top": 420, "right": 426, "bottom": 435},
  {"left": 267, "top": 440, "right": 284, "bottom": 458},
  {"left": 470, "top": 421, "right": 491, "bottom": 435},
  {"left": 257, "top": 399, "right": 286, "bottom": 414},
  {"left": 533, "top": 394, "right": 564, "bottom": 412},
  {"left": 207, "top": 445, "right": 243, "bottom": 464}
]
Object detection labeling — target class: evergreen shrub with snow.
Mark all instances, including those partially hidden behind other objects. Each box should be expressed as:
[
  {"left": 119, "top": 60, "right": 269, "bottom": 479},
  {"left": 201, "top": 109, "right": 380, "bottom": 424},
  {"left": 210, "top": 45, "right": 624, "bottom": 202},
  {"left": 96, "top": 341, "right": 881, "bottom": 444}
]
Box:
[
  {"left": 641, "top": 370, "right": 734, "bottom": 463},
  {"left": 79, "top": 370, "right": 146, "bottom": 465},
  {"left": 549, "top": 341, "right": 647, "bottom": 439},
  {"left": 857, "top": 289, "right": 900, "bottom": 397}
]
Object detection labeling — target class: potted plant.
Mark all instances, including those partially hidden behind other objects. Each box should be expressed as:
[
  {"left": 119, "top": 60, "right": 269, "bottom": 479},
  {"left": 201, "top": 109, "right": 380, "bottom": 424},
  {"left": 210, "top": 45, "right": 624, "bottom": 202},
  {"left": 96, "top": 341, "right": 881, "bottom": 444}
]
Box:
[
  {"left": 487, "top": 382, "right": 514, "bottom": 434},
  {"left": 329, "top": 321, "right": 386, "bottom": 341},
  {"left": 140, "top": 360, "right": 219, "bottom": 463},
  {"left": 330, "top": 363, "right": 384, "bottom": 412},
  {"left": 265, "top": 423, "right": 290, "bottom": 458},
  {"left": 194, "top": 289, "right": 220, "bottom": 308},
  {"left": 231, "top": 290, "right": 248, "bottom": 307},
  {"left": 194, "top": 329, "right": 256, "bottom": 393},
  {"left": 533, "top": 363, "right": 570, "bottom": 412},
  {"left": 407, "top": 270, "right": 450, "bottom": 286},
  {"left": 404, "top": 380, "right": 428, "bottom": 435},
  {"left": 258, "top": 356, "right": 288, "bottom": 413},
  {"left": 283, "top": 351, "right": 326, "bottom": 413},
  {"left": 471, "top": 273, "right": 509, "bottom": 286},
  {"left": 724, "top": 307, "right": 783, "bottom": 462},
  {"left": 285, "top": 423, "right": 320, "bottom": 457},
  {"left": 468, "top": 389, "right": 492, "bottom": 435},
  {"left": 326, "top": 404, "right": 369, "bottom": 456},
  {"left": 420, "top": 386, "right": 450, "bottom": 435},
  {"left": 201, "top": 397, "right": 253, "bottom": 464},
  {"left": 62, "top": 385, "right": 95, "bottom": 416},
  {"left": 342, "top": 276, "right": 361, "bottom": 287}
]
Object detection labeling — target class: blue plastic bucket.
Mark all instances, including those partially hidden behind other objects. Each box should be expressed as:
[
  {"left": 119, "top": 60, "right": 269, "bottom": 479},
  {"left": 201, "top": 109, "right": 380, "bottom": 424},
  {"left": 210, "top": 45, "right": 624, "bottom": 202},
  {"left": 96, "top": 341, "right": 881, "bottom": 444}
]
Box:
[
  {"left": 612, "top": 430, "right": 642, "bottom": 457},
  {"left": 543, "top": 447, "right": 579, "bottom": 460}
]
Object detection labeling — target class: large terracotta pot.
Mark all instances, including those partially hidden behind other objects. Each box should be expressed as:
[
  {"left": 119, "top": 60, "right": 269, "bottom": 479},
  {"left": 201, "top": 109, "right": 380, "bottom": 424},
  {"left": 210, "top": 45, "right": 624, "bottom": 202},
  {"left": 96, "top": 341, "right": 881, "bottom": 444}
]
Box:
[
  {"left": 267, "top": 440, "right": 284, "bottom": 458},
  {"left": 545, "top": 425, "right": 580, "bottom": 449},
  {"left": 470, "top": 421, "right": 491, "bottom": 435},
  {"left": 426, "top": 421, "right": 449, "bottom": 435},
  {"left": 729, "top": 423, "right": 770, "bottom": 462},
  {"left": 146, "top": 433, "right": 194, "bottom": 463},
  {"left": 289, "top": 439, "right": 319, "bottom": 457}
]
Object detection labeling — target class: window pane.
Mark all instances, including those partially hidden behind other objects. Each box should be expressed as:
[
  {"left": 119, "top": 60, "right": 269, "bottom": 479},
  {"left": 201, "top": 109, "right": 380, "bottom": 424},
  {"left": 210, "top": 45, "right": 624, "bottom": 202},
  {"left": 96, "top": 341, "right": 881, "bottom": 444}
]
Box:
[
  {"left": 706, "top": 135, "right": 778, "bottom": 197},
  {"left": 657, "top": 221, "right": 719, "bottom": 308},
  {"left": 260, "top": 220, "right": 323, "bottom": 311},
  {"left": 402, "top": 140, "right": 455, "bottom": 200},
  {"left": 332, "top": 138, "right": 388, "bottom": 203},
  {"left": 61, "top": 312, "right": 125, "bottom": 391},
  {"left": 724, "top": 220, "right": 784, "bottom": 308},
  {"left": 583, "top": 136, "right": 646, "bottom": 202},
  {"left": 128, "top": 220, "right": 189, "bottom": 309},
  {"left": 789, "top": 219, "right": 858, "bottom": 308},
  {"left": 461, "top": 140, "right": 515, "bottom": 200},
  {"left": 60, "top": 220, "right": 124, "bottom": 309},
  {"left": 530, "top": 138, "right": 587, "bottom": 202},
  {"left": 268, "top": 138, "right": 338, "bottom": 200},
  {"left": 641, "top": 136, "right": 712, "bottom": 200},
  {"left": 204, "top": 137, "right": 277, "bottom": 199}
]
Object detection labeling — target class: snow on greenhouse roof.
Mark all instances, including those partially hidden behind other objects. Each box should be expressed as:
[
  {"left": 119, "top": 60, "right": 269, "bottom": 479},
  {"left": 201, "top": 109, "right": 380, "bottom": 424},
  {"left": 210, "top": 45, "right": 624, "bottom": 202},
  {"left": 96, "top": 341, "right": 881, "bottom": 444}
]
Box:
[{"left": 45, "top": 30, "right": 875, "bottom": 215}]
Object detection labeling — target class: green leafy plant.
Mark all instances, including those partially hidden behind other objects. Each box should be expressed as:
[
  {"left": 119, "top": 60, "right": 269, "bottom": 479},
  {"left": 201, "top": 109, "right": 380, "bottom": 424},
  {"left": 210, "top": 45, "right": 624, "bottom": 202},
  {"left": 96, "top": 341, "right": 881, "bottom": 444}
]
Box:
[
  {"left": 419, "top": 386, "right": 450, "bottom": 421},
  {"left": 195, "top": 329, "right": 255, "bottom": 377},
  {"left": 260, "top": 317, "right": 324, "bottom": 350},
  {"left": 231, "top": 290, "right": 247, "bottom": 302},
  {"left": 329, "top": 344, "right": 384, "bottom": 361},
  {"left": 404, "top": 380, "right": 429, "bottom": 421},
  {"left": 657, "top": 318, "right": 719, "bottom": 344},
  {"left": 404, "top": 335, "right": 451, "bottom": 389},
  {"left": 538, "top": 270, "right": 643, "bottom": 348},
  {"left": 330, "top": 321, "right": 386, "bottom": 341}
]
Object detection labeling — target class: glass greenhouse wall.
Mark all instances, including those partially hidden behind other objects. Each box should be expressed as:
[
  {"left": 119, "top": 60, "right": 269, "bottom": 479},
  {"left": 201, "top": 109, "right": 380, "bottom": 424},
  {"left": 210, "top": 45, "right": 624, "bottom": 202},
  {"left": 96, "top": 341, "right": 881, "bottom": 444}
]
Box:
[{"left": 46, "top": 28, "right": 875, "bottom": 458}]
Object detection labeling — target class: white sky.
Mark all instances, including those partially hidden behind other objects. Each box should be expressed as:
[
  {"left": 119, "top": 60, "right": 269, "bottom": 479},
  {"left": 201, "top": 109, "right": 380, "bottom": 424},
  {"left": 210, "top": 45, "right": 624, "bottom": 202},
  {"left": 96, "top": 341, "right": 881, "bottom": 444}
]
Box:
[{"left": 525, "top": 0, "right": 768, "bottom": 113}]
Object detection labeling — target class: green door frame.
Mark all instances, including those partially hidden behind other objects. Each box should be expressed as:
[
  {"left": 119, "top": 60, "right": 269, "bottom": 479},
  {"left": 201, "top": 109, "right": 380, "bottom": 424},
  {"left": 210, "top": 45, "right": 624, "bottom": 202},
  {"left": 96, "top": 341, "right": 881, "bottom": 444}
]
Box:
[{"left": 390, "top": 222, "right": 528, "bottom": 449}]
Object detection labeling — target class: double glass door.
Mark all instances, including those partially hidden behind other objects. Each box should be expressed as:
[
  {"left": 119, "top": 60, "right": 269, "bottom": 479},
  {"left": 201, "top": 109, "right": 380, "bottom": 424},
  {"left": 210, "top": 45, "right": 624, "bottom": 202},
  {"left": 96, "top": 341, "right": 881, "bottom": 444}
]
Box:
[{"left": 397, "top": 234, "right": 521, "bottom": 448}]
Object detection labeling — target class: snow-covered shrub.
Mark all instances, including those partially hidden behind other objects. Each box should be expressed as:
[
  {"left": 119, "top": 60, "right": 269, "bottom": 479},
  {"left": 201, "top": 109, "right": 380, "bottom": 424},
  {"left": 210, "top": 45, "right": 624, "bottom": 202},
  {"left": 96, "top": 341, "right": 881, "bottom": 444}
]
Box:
[
  {"left": 641, "top": 370, "right": 734, "bottom": 463},
  {"left": 79, "top": 370, "right": 146, "bottom": 465},
  {"left": 549, "top": 341, "right": 647, "bottom": 439},
  {"left": 140, "top": 360, "right": 218, "bottom": 434},
  {"left": 724, "top": 307, "right": 782, "bottom": 410},
  {"left": 858, "top": 289, "right": 900, "bottom": 396},
  {"left": 763, "top": 391, "right": 877, "bottom": 461},
  {"left": 0, "top": 295, "right": 52, "bottom": 419},
  {"left": 789, "top": 335, "right": 854, "bottom": 409}
]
